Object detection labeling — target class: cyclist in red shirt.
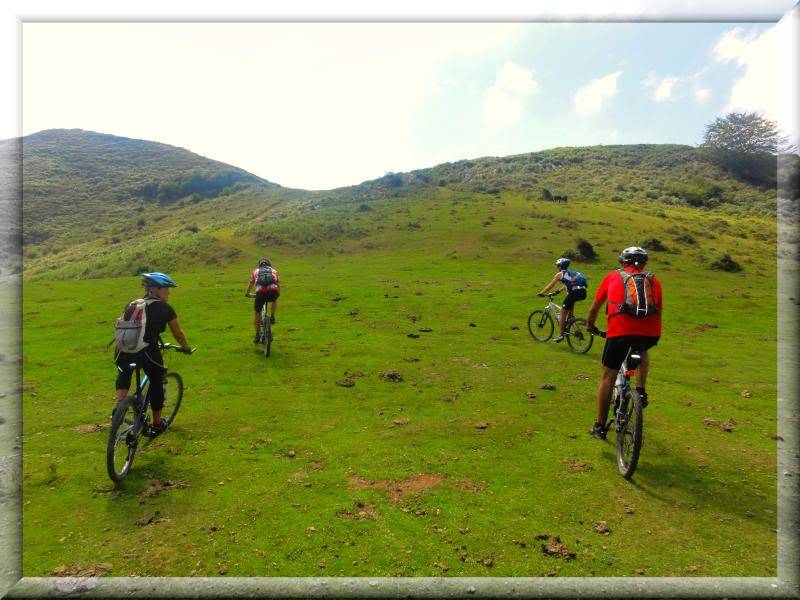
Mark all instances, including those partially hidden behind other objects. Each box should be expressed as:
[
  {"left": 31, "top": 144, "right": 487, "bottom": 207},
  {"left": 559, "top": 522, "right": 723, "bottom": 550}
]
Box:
[
  {"left": 245, "top": 258, "right": 280, "bottom": 343},
  {"left": 586, "top": 247, "right": 663, "bottom": 439}
]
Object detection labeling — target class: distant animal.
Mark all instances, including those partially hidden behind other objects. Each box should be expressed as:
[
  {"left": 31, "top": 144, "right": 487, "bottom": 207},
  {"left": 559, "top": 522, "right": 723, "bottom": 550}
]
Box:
[{"left": 553, "top": 195, "right": 569, "bottom": 203}]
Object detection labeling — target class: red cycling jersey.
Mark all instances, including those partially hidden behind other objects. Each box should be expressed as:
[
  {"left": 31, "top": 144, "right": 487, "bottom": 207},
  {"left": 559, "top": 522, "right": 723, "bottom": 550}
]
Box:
[
  {"left": 250, "top": 267, "right": 280, "bottom": 294},
  {"left": 594, "top": 265, "right": 662, "bottom": 338}
]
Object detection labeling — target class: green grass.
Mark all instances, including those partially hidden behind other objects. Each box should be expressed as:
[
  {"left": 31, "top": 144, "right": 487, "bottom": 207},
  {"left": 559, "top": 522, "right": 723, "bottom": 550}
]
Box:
[{"left": 21, "top": 190, "right": 778, "bottom": 577}]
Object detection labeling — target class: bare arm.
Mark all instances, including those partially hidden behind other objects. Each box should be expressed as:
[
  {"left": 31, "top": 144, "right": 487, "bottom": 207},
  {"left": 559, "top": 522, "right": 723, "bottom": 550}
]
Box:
[
  {"left": 245, "top": 281, "right": 254, "bottom": 296},
  {"left": 539, "top": 273, "right": 562, "bottom": 295},
  {"left": 167, "top": 318, "right": 191, "bottom": 351},
  {"left": 586, "top": 297, "right": 605, "bottom": 330}
]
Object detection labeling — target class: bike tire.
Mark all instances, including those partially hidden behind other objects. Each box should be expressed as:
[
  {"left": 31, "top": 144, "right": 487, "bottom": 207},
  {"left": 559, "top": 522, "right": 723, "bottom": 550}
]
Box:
[
  {"left": 616, "top": 391, "right": 643, "bottom": 479},
  {"left": 566, "top": 318, "right": 594, "bottom": 354},
  {"left": 106, "top": 396, "right": 140, "bottom": 483},
  {"left": 527, "top": 310, "right": 554, "bottom": 342},
  {"left": 161, "top": 372, "right": 183, "bottom": 429},
  {"left": 263, "top": 319, "right": 271, "bottom": 358}
]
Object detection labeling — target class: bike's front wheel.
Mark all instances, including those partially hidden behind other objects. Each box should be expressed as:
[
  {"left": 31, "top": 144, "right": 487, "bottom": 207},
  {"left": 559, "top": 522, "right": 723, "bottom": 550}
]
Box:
[
  {"left": 161, "top": 372, "right": 183, "bottom": 429},
  {"left": 566, "top": 318, "right": 594, "bottom": 354},
  {"left": 106, "top": 396, "right": 140, "bottom": 483},
  {"left": 616, "top": 390, "right": 643, "bottom": 479},
  {"left": 527, "top": 310, "right": 554, "bottom": 342}
]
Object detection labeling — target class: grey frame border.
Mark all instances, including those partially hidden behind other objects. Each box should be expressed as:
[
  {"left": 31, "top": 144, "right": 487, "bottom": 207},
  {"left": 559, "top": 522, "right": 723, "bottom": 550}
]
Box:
[{"left": 2, "top": 10, "right": 799, "bottom": 599}]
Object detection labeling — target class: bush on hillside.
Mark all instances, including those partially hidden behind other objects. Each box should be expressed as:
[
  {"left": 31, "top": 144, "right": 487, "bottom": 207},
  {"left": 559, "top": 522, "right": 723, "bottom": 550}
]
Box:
[
  {"left": 559, "top": 249, "right": 580, "bottom": 261},
  {"left": 673, "top": 233, "right": 697, "bottom": 246},
  {"left": 576, "top": 238, "right": 598, "bottom": 261},
  {"left": 710, "top": 254, "right": 743, "bottom": 272},
  {"left": 541, "top": 188, "right": 553, "bottom": 201},
  {"left": 641, "top": 237, "right": 667, "bottom": 252}
]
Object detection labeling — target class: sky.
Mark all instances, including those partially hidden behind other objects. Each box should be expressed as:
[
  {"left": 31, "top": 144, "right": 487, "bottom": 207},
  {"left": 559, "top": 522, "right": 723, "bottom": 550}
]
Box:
[{"left": 17, "top": 11, "right": 798, "bottom": 190}]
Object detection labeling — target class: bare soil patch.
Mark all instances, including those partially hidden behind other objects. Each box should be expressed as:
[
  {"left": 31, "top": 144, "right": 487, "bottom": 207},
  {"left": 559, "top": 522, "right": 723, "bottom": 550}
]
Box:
[{"left": 348, "top": 472, "right": 444, "bottom": 502}]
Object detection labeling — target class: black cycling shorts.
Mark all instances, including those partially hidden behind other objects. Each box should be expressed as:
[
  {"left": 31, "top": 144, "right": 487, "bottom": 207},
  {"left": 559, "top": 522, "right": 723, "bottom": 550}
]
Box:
[
  {"left": 563, "top": 287, "right": 587, "bottom": 310},
  {"left": 254, "top": 290, "right": 280, "bottom": 312},
  {"left": 601, "top": 335, "right": 659, "bottom": 370},
  {"left": 115, "top": 347, "right": 166, "bottom": 410}
]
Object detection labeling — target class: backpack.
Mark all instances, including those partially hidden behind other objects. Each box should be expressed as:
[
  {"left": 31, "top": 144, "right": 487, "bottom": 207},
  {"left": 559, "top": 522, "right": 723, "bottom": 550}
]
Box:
[
  {"left": 610, "top": 269, "right": 658, "bottom": 318},
  {"left": 256, "top": 267, "right": 275, "bottom": 287},
  {"left": 564, "top": 269, "right": 588, "bottom": 288},
  {"left": 114, "top": 297, "right": 160, "bottom": 353}
]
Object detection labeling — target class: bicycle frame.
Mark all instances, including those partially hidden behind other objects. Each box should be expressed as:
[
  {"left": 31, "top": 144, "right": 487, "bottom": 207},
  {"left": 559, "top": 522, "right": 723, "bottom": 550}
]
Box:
[{"left": 611, "top": 351, "right": 642, "bottom": 431}]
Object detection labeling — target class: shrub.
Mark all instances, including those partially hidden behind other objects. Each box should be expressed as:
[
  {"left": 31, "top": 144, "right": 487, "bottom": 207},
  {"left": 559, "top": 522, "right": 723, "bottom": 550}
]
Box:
[
  {"left": 641, "top": 237, "right": 667, "bottom": 252},
  {"left": 645, "top": 190, "right": 659, "bottom": 199},
  {"left": 541, "top": 188, "right": 553, "bottom": 201},
  {"left": 611, "top": 195, "right": 624, "bottom": 202},
  {"left": 576, "top": 238, "right": 598, "bottom": 261},
  {"left": 357, "top": 203, "right": 372, "bottom": 212},
  {"left": 185, "top": 225, "right": 199, "bottom": 233},
  {"left": 710, "top": 254, "right": 743, "bottom": 272},
  {"left": 673, "top": 233, "right": 696, "bottom": 245},
  {"left": 560, "top": 249, "right": 580, "bottom": 261},
  {"left": 136, "top": 218, "right": 146, "bottom": 227}
]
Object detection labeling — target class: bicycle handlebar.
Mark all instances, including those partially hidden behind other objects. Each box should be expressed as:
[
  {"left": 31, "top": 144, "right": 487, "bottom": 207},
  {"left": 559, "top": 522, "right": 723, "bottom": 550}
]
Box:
[
  {"left": 245, "top": 293, "right": 256, "bottom": 298},
  {"left": 538, "top": 290, "right": 562, "bottom": 298},
  {"left": 160, "top": 342, "right": 196, "bottom": 354}
]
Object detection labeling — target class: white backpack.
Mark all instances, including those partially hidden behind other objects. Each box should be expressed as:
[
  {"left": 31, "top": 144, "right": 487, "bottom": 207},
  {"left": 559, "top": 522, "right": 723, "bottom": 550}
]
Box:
[{"left": 114, "top": 297, "right": 160, "bottom": 353}]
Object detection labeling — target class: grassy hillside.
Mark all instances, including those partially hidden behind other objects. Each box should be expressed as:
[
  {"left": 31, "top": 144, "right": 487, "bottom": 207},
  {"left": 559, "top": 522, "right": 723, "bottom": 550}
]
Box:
[
  {"left": 20, "top": 131, "right": 779, "bottom": 281},
  {"left": 21, "top": 129, "right": 283, "bottom": 252}
]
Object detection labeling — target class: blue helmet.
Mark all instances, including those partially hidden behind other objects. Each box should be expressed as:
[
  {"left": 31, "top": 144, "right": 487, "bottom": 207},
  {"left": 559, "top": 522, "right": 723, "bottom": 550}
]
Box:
[{"left": 141, "top": 272, "right": 177, "bottom": 288}]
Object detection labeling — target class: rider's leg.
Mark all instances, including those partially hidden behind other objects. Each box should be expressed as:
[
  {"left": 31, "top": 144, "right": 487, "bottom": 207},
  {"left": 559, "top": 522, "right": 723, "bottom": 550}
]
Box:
[
  {"left": 254, "top": 311, "right": 261, "bottom": 335},
  {"left": 596, "top": 366, "right": 617, "bottom": 427},
  {"left": 558, "top": 307, "right": 569, "bottom": 335},
  {"left": 270, "top": 299, "right": 277, "bottom": 320},
  {"left": 634, "top": 351, "right": 649, "bottom": 389}
]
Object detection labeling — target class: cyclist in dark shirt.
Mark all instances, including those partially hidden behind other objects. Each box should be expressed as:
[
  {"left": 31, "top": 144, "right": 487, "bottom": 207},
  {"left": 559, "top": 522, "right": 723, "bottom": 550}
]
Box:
[
  {"left": 114, "top": 272, "right": 192, "bottom": 434},
  {"left": 537, "top": 257, "right": 589, "bottom": 343}
]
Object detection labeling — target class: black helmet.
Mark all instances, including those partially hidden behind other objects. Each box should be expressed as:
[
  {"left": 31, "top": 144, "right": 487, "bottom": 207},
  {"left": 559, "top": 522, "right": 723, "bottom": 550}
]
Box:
[
  {"left": 618, "top": 246, "right": 649, "bottom": 266},
  {"left": 555, "top": 257, "right": 571, "bottom": 270},
  {"left": 259, "top": 258, "right": 271, "bottom": 267}
]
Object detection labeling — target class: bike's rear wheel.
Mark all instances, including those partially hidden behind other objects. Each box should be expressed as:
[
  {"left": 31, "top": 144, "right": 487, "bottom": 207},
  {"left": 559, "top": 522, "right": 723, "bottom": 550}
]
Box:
[
  {"left": 263, "top": 318, "right": 272, "bottom": 357},
  {"left": 566, "top": 318, "right": 594, "bottom": 354},
  {"left": 106, "top": 396, "right": 140, "bottom": 483},
  {"left": 528, "top": 310, "right": 554, "bottom": 342},
  {"left": 616, "top": 390, "right": 643, "bottom": 479}
]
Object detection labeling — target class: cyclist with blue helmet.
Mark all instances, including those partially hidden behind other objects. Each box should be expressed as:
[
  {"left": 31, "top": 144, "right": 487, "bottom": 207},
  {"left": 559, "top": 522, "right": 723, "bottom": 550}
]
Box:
[
  {"left": 113, "top": 272, "right": 193, "bottom": 435},
  {"left": 537, "top": 257, "right": 589, "bottom": 343}
]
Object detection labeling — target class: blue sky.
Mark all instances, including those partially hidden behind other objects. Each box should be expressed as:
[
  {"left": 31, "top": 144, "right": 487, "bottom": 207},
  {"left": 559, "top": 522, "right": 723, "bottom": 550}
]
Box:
[{"left": 22, "top": 21, "right": 784, "bottom": 189}]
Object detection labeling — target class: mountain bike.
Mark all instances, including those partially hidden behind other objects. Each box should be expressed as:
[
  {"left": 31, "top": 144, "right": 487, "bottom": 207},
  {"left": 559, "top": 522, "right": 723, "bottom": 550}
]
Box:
[
  {"left": 106, "top": 343, "right": 193, "bottom": 483},
  {"left": 246, "top": 293, "right": 273, "bottom": 357},
  {"left": 596, "top": 331, "right": 644, "bottom": 479},
  {"left": 527, "top": 290, "right": 594, "bottom": 354}
]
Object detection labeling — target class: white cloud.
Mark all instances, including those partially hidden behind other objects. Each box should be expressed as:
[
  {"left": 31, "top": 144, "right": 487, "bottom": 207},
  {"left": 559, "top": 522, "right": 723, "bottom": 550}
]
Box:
[
  {"left": 694, "top": 87, "right": 712, "bottom": 102},
  {"left": 573, "top": 70, "right": 622, "bottom": 115},
  {"left": 712, "top": 24, "right": 779, "bottom": 121},
  {"left": 484, "top": 61, "right": 538, "bottom": 130},
  {"left": 643, "top": 73, "right": 681, "bottom": 102}
]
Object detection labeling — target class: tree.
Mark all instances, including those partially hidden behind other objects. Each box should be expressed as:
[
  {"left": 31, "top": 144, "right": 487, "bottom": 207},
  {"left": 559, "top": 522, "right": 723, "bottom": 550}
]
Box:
[
  {"left": 701, "top": 112, "right": 783, "bottom": 155},
  {"left": 700, "top": 112, "right": 788, "bottom": 186}
]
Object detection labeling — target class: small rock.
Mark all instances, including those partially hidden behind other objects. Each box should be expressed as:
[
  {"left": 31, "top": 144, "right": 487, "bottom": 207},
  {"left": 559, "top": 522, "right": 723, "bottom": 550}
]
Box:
[
  {"left": 540, "top": 384, "right": 557, "bottom": 390},
  {"left": 482, "top": 558, "right": 493, "bottom": 567},
  {"left": 475, "top": 422, "right": 489, "bottom": 430},
  {"left": 441, "top": 396, "right": 456, "bottom": 402},
  {"left": 740, "top": 390, "right": 752, "bottom": 398},
  {"left": 335, "top": 379, "right": 355, "bottom": 388},
  {"left": 623, "top": 506, "right": 635, "bottom": 514},
  {"left": 594, "top": 521, "right": 611, "bottom": 535},
  {"left": 419, "top": 328, "right": 433, "bottom": 332},
  {"left": 468, "top": 323, "right": 476, "bottom": 328},
  {"left": 526, "top": 392, "right": 537, "bottom": 399},
  {"left": 381, "top": 371, "right": 404, "bottom": 382},
  {"left": 510, "top": 326, "right": 520, "bottom": 330},
  {"left": 287, "top": 450, "right": 296, "bottom": 458},
  {"left": 407, "top": 333, "right": 420, "bottom": 339},
  {"left": 393, "top": 418, "right": 410, "bottom": 426}
]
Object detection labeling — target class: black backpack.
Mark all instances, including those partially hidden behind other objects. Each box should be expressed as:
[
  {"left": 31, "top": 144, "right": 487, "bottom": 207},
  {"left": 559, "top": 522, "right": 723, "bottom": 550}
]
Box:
[{"left": 257, "top": 267, "right": 275, "bottom": 286}]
